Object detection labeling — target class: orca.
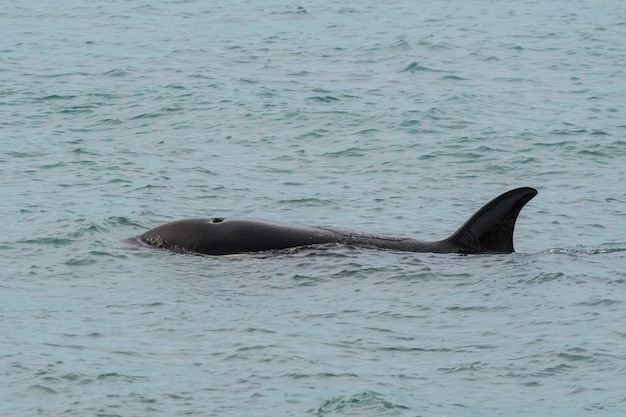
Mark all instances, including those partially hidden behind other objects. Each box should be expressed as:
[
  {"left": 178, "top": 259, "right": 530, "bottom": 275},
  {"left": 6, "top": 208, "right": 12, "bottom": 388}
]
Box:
[{"left": 138, "top": 187, "right": 537, "bottom": 256}]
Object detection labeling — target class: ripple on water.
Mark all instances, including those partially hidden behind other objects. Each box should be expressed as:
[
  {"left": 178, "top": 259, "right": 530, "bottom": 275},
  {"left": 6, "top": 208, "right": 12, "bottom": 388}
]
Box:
[{"left": 312, "top": 391, "right": 409, "bottom": 416}]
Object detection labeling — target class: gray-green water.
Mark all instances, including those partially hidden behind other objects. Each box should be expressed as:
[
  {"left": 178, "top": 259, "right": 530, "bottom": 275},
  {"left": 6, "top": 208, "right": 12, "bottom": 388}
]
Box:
[{"left": 2, "top": 1, "right": 626, "bottom": 416}]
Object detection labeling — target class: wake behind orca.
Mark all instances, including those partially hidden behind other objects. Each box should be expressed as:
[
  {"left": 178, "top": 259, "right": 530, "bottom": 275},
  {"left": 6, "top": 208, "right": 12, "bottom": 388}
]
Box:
[{"left": 138, "top": 187, "right": 537, "bottom": 256}]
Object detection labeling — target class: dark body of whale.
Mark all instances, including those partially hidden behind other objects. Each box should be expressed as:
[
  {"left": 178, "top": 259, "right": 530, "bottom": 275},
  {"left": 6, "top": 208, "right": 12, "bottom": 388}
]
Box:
[{"left": 138, "top": 187, "right": 537, "bottom": 256}]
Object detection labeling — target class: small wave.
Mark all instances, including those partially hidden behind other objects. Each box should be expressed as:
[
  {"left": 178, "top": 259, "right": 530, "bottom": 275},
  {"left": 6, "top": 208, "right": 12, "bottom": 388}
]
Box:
[
  {"left": 43, "top": 342, "right": 83, "bottom": 350},
  {"left": 65, "top": 257, "right": 97, "bottom": 266},
  {"left": 18, "top": 237, "right": 73, "bottom": 247},
  {"left": 28, "top": 384, "right": 58, "bottom": 394},
  {"left": 352, "top": 128, "right": 380, "bottom": 135},
  {"left": 379, "top": 346, "right": 453, "bottom": 353},
  {"left": 59, "top": 105, "right": 94, "bottom": 114},
  {"left": 103, "top": 69, "right": 128, "bottom": 77},
  {"left": 525, "top": 272, "right": 566, "bottom": 284},
  {"left": 441, "top": 74, "right": 469, "bottom": 81},
  {"left": 70, "top": 147, "right": 101, "bottom": 156},
  {"left": 401, "top": 61, "right": 444, "bottom": 73},
  {"left": 313, "top": 391, "right": 409, "bottom": 416},
  {"left": 283, "top": 372, "right": 359, "bottom": 380},
  {"left": 558, "top": 352, "right": 594, "bottom": 362},
  {"left": 96, "top": 372, "right": 148, "bottom": 382},
  {"left": 38, "top": 161, "right": 65, "bottom": 169},
  {"left": 437, "top": 361, "right": 484, "bottom": 373},
  {"left": 576, "top": 299, "right": 622, "bottom": 307},
  {"left": 323, "top": 147, "right": 366, "bottom": 158},
  {"left": 65, "top": 250, "right": 128, "bottom": 266},
  {"left": 446, "top": 305, "right": 507, "bottom": 312},
  {"left": 40, "top": 94, "right": 75, "bottom": 100},
  {"left": 61, "top": 373, "right": 93, "bottom": 385},
  {"left": 297, "top": 129, "right": 329, "bottom": 139},
  {"left": 69, "top": 222, "right": 107, "bottom": 237},
  {"left": 7, "top": 151, "right": 48, "bottom": 158},
  {"left": 589, "top": 130, "right": 610, "bottom": 136},
  {"left": 533, "top": 363, "right": 574, "bottom": 377},
  {"left": 307, "top": 95, "right": 339, "bottom": 103},
  {"left": 545, "top": 244, "right": 626, "bottom": 254},
  {"left": 97, "top": 117, "right": 124, "bottom": 125},
  {"left": 105, "top": 216, "right": 143, "bottom": 228},
  {"left": 276, "top": 198, "right": 335, "bottom": 207},
  {"left": 240, "top": 327, "right": 277, "bottom": 334},
  {"left": 129, "top": 111, "right": 164, "bottom": 120}
]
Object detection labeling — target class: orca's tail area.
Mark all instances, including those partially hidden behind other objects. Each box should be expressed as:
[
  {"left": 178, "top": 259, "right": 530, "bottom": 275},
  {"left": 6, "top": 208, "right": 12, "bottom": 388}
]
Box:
[{"left": 445, "top": 187, "right": 538, "bottom": 254}]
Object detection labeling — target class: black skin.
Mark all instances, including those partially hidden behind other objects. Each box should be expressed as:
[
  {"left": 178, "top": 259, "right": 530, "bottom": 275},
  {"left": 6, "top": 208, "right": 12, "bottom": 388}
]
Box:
[{"left": 138, "top": 187, "right": 537, "bottom": 256}]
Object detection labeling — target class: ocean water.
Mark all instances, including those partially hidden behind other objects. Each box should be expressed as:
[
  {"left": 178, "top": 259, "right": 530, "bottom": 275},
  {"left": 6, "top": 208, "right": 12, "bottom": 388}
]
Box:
[{"left": 2, "top": 1, "right": 626, "bottom": 416}]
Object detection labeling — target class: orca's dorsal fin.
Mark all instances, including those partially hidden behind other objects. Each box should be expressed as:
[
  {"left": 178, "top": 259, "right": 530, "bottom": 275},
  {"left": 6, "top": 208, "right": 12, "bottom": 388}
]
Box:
[{"left": 444, "top": 187, "right": 537, "bottom": 253}]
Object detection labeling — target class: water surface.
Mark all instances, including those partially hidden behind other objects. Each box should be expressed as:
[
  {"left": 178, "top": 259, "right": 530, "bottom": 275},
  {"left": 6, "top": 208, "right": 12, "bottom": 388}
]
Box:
[{"left": 2, "top": 1, "right": 626, "bottom": 416}]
